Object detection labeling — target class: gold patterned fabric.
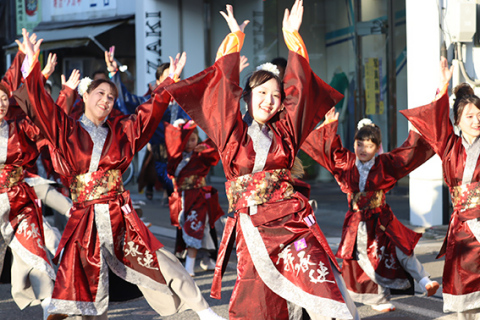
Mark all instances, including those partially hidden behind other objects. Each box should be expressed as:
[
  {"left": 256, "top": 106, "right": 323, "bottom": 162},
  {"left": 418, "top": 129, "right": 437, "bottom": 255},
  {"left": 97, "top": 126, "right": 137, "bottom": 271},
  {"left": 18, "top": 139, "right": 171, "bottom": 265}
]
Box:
[
  {"left": 172, "top": 175, "right": 206, "bottom": 192},
  {"left": 349, "top": 190, "right": 386, "bottom": 212},
  {"left": 0, "top": 166, "right": 24, "bottom": 190},
  {"left": 225, "top": 169, "right": 295, "bottom": 212},
  {"left": 69, "top": 169, "right": 124, "bottom": 203},
  {"left": 450, "top": 182, "right": 480, "bottom": 211}
]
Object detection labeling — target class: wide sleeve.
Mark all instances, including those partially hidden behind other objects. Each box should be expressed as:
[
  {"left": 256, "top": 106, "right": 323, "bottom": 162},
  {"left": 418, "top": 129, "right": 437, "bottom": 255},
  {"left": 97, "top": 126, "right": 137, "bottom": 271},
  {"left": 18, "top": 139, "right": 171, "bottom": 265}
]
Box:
[
  {"left": 164, "top": 122, "right": 187, "bottom": 162},
  {"left": 165, "top": 52, "right": 244, "bottom": 152},
  {"left": 301, "top": 120, "right": 353, "bottom": 175},
  {"left": 198, "top": 138, "right": 220, "bottom": 167},
  {"left": 380, "top": 130, "right": 436, "bottom": 180},
  {"left": 279, "top": 30, "right": 344, "bottom": 149},
  {"left": 55, "top": 85, "right": 78, "bottom": 115},
  {"left": 118, "top": 78, "right": 174, "bottom": 154},
  {"left": 1, "top": 50, "right": 25, "bottom": 94},
  {"left": 13, "top": 61, "right": 74, "bottom": 151},
  {"left": 399, "top": 90, "right": 452, "bottom": 158}
]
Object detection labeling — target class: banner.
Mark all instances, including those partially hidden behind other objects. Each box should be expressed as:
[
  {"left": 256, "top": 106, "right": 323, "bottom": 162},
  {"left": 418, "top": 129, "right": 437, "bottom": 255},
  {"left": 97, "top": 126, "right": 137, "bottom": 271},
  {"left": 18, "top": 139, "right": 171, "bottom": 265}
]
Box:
[{"left": 16, "top": 0, "right": 41, "bottom": 34}]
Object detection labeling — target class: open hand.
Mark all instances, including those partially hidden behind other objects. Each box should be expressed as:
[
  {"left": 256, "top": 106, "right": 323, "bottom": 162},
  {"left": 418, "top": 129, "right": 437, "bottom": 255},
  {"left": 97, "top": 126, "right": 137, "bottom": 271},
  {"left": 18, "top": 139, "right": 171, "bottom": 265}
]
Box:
[
  {"left": 61, "top": 69, "right": 81, "bottom": 90},
  {"left": 283, "top": 0, "right": 303, "bottom": 32},
  {"left": 439, "top": 56, "right": 453, "bottom": 89},
  {"left": 42, "top": 53, "right": 57, "bottom": 78},
  {"left": 104, "top": 47, "right": 118, "bottom": 73},
  {"left": 16, "top": 29, "right": 42, "bottom": 61},
  {"left": 239, "top": 55, "right": 249, "bottom": 73},
  {"left": 169, "top": 52, "right": 187, "bottom": 79},
  {"left": 220, "top": 4, "right": 249, "bottom": 33}
]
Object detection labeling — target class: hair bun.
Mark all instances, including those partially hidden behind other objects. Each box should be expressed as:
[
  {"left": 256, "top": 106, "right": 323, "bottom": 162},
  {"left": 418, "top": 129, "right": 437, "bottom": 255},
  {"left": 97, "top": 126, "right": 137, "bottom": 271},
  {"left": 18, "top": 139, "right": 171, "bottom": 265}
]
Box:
[{"left": 453, "top": 83, "right": 474, "bottom": 100}]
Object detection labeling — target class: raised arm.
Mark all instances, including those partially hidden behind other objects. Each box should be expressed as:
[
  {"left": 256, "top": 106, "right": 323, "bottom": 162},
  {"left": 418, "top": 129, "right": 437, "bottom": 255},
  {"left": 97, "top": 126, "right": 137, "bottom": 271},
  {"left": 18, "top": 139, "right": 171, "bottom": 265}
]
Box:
[
  {"left": 165, "top": 5, "right": 246, "bottom": 151},
  {"left": 380, "top": 130, "right": 435, "bottom": 181},
  {"left": 301, "top": 108, "right": 353, "bottom": 175},
  {"left": 120, "top": 52, "right": 186, "bottom": 154},
  {"left": 13, "top": 29, "right": 74, "bottom": 149},
  {"left": 279, "top": 0, "right": 343, "bottom": 149},
  {"left": 400, "top": 58, "right": 454, "bottom": 158},
  {"left": 56, "top": 69, "right": 80, "bottom": 114}
]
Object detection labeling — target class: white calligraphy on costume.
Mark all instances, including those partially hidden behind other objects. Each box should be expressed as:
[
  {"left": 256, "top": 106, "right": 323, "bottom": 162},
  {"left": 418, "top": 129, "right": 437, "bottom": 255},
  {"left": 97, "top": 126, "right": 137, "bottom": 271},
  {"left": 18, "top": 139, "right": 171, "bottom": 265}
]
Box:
[{"left": 277, "top": 245, "right": 335, "bottom": 284}]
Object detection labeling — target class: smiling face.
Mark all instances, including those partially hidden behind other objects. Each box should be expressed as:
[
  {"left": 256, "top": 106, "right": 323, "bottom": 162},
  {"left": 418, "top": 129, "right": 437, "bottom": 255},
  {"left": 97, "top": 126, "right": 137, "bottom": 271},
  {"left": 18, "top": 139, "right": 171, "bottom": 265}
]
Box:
[
  {"left": 246, "top": 78, "right": 283, "bottom": 125},
  {"left": 354, "top": 139, "right": 379, "bottom": 163},
  {"left": 83, "top": 82, "right": 116, "bottom": 125},
  {"left": 0, "top": 88, "right": 9, "bottom": 122},
  {"left": 459, "top": 102, "right": 480, "bottom": 144}
]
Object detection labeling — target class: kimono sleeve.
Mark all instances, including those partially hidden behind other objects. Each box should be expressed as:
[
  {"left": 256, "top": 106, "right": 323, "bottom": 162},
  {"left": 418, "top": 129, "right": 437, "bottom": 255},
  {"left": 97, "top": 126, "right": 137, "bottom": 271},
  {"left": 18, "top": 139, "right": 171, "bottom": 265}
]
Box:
[
  {"left": 199, "top": 138, "right": 220, "bottom": 167},
  {"left": 1, "top": 50, "right": 25, "bottom": 93},
  {"left": 56, "top": 85, "right": 78, "bottom": 115},
  {"left": 280, "top": 50, "right": 343, "bottom": 150},
  {"left": 380, "top": 130, "right": 435, "bottom": 180},
  {"left": 400, "top": 91, "right": 452, "bottom": 158},
  {"left": 165, "top": 52, "right": 244, "bottom": 152},
  {"left": 13, "top": 61, "right": 74, "bottom": 150},
  {"left": 119, "top": 78, "right": 173, "bottom": 154},
  {"left": 301, "top": 120, "right": 353, "bottom": 176}
]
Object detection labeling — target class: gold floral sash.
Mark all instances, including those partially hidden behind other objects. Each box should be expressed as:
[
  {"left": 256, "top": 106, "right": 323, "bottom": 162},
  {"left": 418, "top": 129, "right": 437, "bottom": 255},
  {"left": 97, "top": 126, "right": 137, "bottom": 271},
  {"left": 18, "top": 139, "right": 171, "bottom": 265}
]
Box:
[
  {"left": 348, "top": 190, "right": 385, "bottom": 212},
  {"left": 0, "top": 166, "right": 24, "bottom": 190},
  {"left": 172, "top": 175, "right": 206, "bottom": 192},
  {"left": 69, "top": 169, "right": 124, "bottom": 203},
  {"left": 450, "top": 181, "right": 480, "bottom": 212},
  {"left": 225, "top": 168, "right": 295, "bottom": 212}
]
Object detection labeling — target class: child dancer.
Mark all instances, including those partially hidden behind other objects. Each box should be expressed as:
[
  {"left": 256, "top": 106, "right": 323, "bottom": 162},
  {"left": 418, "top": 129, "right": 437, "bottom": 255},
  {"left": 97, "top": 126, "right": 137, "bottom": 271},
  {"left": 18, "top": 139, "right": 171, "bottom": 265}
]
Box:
[
  {"left": 165, "top": 1, "right": 360, "bottom": 319},
  {"left": 15, "top": 29, "right": 225, "bottom": 320},
  {"left": 302, "top": 108, "right": 440, "bottom": 312},
  {"left": 401, "top": 58, "right": 480, "bottom": 319},
  {"left": 165, "top": 119, "right": 224, "bottom": 276}
]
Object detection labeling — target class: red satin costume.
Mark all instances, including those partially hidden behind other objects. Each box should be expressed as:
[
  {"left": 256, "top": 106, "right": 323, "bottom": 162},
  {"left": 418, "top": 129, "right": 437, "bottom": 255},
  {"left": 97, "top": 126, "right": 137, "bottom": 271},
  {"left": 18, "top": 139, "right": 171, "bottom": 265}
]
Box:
[
  {"left": 165, "top": 121, "right": 224, "bottom": 251},
  {"left": 401, "top": 91, "right": 480, "bottom": 314},
  {"left": 302, "top": 120, "right": 434, "bottom": 303},
  {"left": 0, "top": 50, "right": 55, "bottom": 309},
  {"left": 14, "top": 60, "right": 186, "bottom": 316},
  {"left": 165, "top": 30, "right": 358, "bottom": 319}
]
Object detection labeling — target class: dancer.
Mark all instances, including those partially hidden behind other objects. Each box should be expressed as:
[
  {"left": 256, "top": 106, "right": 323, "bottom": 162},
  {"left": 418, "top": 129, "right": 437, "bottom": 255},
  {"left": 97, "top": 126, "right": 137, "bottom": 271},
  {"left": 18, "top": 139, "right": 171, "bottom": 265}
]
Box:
[
  {"left": 401, "top": 58, "right": 480, "bottom": 319},
  {"left": 302, "top": 108, "right": 439, "bottom": 312},
  {"left": 165, "top": 1, "right": 359, "bottom": 319},
  {"left": 16, "top": 29, "right": 225, "bottom": 320},
  {"left": 0, "top": 39, "right": 55, "bottom": 320},
  {"left": 165, "top": 119, "right": 224, "bottom": 276}
]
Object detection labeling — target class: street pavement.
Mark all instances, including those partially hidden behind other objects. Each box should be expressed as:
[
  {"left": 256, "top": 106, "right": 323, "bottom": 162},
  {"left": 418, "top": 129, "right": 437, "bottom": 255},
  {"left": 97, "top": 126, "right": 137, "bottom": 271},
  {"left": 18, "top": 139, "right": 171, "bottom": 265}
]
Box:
[{"left": 0, "top": 177, "right": 455, "bottom": 319}]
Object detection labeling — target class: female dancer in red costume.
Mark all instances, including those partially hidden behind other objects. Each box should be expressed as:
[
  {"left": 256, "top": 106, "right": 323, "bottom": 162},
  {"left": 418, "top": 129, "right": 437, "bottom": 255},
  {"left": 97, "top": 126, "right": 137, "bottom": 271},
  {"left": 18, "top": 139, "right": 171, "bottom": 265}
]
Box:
[
  {"left": 0, "top": 38, "right": 56, "bottom": 320},
  {"left": 401, "top": 58, "right": 480, "bottom": 320},
  {"left": 165, "top": 1, "right": 359, "bottom": 319},
  {"left": 165, "top": 120, "right": 224, "bottom": 276},
  {"left": 15, "top": 29, "right": 225, "bottom": 320},
  {"left": 302, "top": 108, "right": 439, "bottom": 312}
]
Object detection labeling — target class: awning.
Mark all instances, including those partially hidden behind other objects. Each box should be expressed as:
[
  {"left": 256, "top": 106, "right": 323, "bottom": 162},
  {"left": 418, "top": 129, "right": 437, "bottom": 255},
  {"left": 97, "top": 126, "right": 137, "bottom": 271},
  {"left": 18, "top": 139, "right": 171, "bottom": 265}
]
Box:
[{"left": 3, "top": 15, "right": 133, "bottom": 54}]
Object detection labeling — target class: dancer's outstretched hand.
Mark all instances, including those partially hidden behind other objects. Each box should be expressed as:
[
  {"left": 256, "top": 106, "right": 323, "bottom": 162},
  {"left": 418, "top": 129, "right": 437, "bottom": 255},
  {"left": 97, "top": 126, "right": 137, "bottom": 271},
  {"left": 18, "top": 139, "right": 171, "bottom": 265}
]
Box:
[
  {"left": 318, "top": 107, "right": 338, "bottom": 128},
  {"left": 61, "top": 69, "right": 81, "bottom": 90},
  {"left": 105, "top": 46, "right": 118, "bottom": 73},
  {"left": 16, "top": 28, "right": 42, "bottom": 62},
  {"left": 16, "top": 31, "right": 37, "bottom": 53},
  {"left": 220, "top": 4, "right": 249, "bottom": 33},
  {"left": 169, "top": 52, "right": 187, "bottom": 78},
  {"left": 283, "top": 0, "right": 303, "bottom": 32},
  {"left": 439, "top": 56, "right": 453, "bottom": 89},
  {"left": 42, "top": 53, "right": 57, "bottom": 78},
  {"left": 239, "top": 55, "right": 249, "bottom": 73}
]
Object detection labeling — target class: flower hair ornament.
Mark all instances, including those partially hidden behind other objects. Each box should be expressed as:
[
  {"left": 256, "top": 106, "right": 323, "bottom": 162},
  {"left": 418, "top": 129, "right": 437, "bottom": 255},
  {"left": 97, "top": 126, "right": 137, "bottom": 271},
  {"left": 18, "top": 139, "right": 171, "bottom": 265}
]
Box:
[
  {"left": 256, "top": 62, "right": 280, "bottom": 77},
  {"left": 78, "top": 77, "right": 93, "bottom": 96},
  {"left": 173, "top": 119, "right": 195, "bottom": 129},
  {"left": 357, "top": 118, "right": 374, "bottom": 130}
]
